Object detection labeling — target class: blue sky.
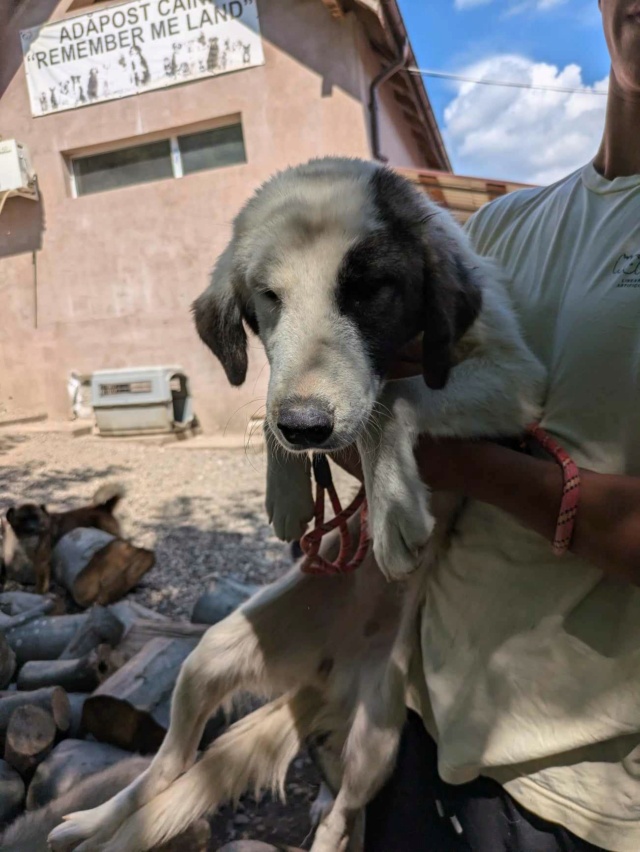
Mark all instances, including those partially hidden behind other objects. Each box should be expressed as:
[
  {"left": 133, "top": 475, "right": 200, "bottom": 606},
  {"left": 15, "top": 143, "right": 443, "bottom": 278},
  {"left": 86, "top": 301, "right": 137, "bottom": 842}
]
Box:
[{"left": 397, "top": 0, "right": 611, "bottom": 183}]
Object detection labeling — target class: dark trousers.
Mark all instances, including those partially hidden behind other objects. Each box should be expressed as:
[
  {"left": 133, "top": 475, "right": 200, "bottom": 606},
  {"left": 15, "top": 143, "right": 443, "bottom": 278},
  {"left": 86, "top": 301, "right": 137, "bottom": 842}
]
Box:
[{"left": 364, "top": 711, "right": 606, "bottom": 852}]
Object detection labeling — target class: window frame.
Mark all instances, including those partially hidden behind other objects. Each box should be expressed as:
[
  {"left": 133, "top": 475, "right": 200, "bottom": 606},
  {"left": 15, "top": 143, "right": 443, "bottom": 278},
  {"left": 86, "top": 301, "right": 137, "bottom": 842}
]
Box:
[{"left": 67, "top": 119, "right": 245, "bottom": 198}]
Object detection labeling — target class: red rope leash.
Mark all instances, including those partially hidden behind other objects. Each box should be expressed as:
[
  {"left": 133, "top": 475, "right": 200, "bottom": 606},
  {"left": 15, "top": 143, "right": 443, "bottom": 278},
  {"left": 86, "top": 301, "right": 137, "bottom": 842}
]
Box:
[
  {"left": 298, "top": 425, "right": 579, "bottom": 575},
  {"left": 299, "top": 455, "right": 370, "bottom": 575},
  {"left": 526, "top": 423, "right": 581, "bottom": 556}
]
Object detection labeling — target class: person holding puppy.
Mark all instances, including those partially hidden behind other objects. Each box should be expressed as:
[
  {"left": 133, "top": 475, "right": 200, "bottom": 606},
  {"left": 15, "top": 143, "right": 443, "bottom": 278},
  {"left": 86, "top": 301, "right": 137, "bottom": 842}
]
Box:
[{"left": 359, "top": 2, "right": 640, "bottom": 850}]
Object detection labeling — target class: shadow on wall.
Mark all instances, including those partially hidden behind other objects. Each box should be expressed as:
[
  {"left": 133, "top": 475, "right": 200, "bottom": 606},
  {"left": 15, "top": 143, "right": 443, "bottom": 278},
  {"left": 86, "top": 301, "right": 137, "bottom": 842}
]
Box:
[{"left": 0, "top": 194, "right": 45, "bottom": 260}]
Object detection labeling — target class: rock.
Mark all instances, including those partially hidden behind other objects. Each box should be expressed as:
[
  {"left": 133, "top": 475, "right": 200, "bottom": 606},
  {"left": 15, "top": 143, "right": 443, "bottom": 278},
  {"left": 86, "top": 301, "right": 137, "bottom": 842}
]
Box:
[{"left": 190, "top": 577, "right": 260, "bottom": 625}]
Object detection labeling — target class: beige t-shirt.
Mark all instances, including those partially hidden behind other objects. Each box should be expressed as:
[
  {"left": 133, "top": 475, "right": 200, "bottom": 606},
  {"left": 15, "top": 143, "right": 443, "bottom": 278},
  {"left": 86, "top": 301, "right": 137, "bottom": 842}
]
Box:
[{"left": 409, "top": 162, "right": 640, "bottom": 851}]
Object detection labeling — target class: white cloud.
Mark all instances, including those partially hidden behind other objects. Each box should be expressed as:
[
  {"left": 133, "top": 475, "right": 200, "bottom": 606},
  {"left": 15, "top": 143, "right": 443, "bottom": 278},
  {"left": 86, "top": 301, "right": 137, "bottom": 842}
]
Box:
[{"left": 442, "top": 55, "right": 608, "bottom": 184}]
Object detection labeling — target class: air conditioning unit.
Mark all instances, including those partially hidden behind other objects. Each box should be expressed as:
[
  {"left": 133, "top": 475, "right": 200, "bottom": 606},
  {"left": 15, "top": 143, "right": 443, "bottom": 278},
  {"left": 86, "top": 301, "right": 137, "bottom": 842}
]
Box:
[{"left": 0, "top": 139, "right": 38, "bottom": 199}]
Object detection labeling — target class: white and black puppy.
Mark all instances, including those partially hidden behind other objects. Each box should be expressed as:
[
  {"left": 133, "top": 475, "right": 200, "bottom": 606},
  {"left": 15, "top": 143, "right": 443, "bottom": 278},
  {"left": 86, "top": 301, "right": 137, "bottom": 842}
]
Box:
[
  {"left": 194, "top": 157, "right": 543, "bottom": 578},
  {"left": 48, "top": 159, "right": 544, "bottom": 852}
]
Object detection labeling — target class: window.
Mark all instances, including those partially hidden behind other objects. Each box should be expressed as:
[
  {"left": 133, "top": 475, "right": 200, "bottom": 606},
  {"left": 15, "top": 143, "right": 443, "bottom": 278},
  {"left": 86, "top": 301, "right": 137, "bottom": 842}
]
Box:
[
  {"left": 70, "top": 122, "right": 246, "bottom": 197},
  {"left": 72, "top": 140, "right": 173, "bottom": 196},
  {"left": 179, "top": 125, "right": 246, "bottom": 177}
]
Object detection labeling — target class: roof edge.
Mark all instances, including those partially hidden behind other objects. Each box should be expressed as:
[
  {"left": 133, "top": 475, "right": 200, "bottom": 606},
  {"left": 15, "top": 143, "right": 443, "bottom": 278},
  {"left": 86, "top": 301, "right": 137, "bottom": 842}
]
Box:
[{"left": 378, "top": 0, "right": 451, "bottom": 171}]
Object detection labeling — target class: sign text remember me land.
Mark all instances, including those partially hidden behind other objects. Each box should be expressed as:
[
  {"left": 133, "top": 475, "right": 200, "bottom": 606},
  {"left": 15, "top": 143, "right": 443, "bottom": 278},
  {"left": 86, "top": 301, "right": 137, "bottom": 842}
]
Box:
[{"left": 21, "top": 0, "right": 264, "bottom": 117}]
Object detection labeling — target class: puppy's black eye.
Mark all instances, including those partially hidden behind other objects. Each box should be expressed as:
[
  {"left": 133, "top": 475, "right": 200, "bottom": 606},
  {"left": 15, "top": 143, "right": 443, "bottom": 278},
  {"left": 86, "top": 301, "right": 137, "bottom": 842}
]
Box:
[{"left": 262, "top": 289, "right": 280, "bottom": 303}]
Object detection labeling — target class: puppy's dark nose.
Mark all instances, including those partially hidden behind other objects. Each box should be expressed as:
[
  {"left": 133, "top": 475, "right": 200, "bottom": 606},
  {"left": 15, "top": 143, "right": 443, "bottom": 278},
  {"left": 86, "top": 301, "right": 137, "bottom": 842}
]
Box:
[{"left": 277, "top": 400, "right": 334, "bottom": 447}]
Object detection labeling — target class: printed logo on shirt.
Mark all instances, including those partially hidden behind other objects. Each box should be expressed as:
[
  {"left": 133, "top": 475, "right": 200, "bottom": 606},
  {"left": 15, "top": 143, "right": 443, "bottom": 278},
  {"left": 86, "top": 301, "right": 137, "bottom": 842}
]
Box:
[{"left": 613, "top": 253, "right": 640, "bottom": 287}]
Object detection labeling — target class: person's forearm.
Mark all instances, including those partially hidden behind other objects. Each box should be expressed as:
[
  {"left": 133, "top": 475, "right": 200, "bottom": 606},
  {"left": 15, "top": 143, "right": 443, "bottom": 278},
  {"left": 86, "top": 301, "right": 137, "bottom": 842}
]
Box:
[{"left": 419, "top": 439, "right": 640, "bottom": 585}]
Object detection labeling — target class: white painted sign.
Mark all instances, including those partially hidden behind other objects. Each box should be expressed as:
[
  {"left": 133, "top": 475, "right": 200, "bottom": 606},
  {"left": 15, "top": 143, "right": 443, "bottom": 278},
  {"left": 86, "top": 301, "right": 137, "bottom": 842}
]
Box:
[{"left": 21, "top": 0, "right": 264, "bottom": 117}]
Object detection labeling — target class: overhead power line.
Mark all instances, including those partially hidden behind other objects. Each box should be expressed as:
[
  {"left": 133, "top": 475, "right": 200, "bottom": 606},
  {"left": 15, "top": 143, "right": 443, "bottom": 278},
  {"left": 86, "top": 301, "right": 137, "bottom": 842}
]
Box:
[{"left": 405, "top": 67, "right": 608, "bottom": 96}]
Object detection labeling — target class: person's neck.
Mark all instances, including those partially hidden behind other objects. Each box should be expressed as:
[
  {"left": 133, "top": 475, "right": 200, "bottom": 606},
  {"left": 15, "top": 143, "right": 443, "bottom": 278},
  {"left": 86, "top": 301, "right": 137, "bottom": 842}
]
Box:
[{"left": 593, "top": 70, "right": 640, "bottom": 181}]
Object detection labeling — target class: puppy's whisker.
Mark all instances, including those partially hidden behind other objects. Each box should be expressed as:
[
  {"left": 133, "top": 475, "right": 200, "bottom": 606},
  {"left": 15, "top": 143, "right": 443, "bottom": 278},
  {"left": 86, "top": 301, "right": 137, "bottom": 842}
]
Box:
[
  {"left": 224, "top": 398, "right": 267, "bottom": 438},
  {"left": 244, "top": 416, "right": 268, "bottom": 473},
  {"left": 372, "top": 399, "right": 393, "bottom": 420},
  {"left": 264, "top": 426, "right": 293, "bottom": 465},
  {"left": 252, "top": 360, "right": 270, "bottom": 395},
  {"left": 358, "top": 424, "right": 379, "bottom": 460}
]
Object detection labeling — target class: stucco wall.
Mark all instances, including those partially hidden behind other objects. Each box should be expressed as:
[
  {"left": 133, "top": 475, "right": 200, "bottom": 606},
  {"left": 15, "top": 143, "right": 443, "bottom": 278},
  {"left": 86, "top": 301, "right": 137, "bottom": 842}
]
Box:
[{"left": 0, "top": 0, "right": 433, "bottom": 432}]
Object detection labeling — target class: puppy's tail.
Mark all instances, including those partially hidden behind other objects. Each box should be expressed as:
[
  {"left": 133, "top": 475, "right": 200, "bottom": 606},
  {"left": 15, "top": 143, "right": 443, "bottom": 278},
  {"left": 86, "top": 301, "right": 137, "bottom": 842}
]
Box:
[
  {"left": 92, "top": 481, "right": 126, "bottom": 513},
  {"left": 91, "top": 689, "right": 324, "bottom": 852}
]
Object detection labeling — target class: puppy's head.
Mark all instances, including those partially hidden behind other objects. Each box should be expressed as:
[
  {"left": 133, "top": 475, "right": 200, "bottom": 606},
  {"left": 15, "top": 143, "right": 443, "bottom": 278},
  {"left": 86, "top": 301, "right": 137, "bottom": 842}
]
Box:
[
  {"left": 193, "top": 158, "right": 481, "bottom": 453},
  {"left": 6, "top": 504, "right": 51, "bottom": 538}
]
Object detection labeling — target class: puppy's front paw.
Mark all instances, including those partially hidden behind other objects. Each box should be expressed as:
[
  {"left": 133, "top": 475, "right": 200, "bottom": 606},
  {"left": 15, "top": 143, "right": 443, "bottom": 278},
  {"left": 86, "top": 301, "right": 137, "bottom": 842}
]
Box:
[
  {"left": 369, "top": 481, "right": 434, "bottom": 581},
  {"left": 48, "top": 809, "right": 107, "bottom": 851},
  {"left": 269, "top": 499, "right": 314, "bottom": 542},
  {"left": 266, "top": 455, "right": 314, "bottom": 542}
]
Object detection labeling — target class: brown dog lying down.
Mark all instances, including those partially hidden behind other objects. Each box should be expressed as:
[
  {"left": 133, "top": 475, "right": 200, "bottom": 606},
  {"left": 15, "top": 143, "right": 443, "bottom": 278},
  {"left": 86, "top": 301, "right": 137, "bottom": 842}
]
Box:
[
  {"left": 0, "top": 756, "right": 210, "bottom": 852},
  {"left": 4, "top": 483, "right": 124, "bottom": 594}
]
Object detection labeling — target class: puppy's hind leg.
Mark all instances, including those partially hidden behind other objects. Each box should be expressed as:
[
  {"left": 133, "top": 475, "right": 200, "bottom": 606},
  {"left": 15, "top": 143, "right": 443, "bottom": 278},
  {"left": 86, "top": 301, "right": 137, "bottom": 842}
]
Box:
[
  {"left": 306, "top": 731, "right": 367, "bottom": 852},
  {"left": 71, "top": 689, "right": 324, "bottom": 852},
  {"left": 311, "top": 664, "right": 407, "bottom": 852},
  {"left": 48, "top": 607, "right": 268, "bottom": 852}
]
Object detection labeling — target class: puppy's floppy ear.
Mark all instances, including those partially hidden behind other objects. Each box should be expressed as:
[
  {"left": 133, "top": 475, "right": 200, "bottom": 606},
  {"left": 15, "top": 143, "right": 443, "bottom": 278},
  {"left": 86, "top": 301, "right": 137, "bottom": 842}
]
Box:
[
  {"left": 6, "top": 508, "right": 15, "bottom": 524},
  {"left": 192, "top": 242, "right": 256, "bottom": 387},
  {"left": 422, "top": 248, "right": 482, "bottom": 390}
]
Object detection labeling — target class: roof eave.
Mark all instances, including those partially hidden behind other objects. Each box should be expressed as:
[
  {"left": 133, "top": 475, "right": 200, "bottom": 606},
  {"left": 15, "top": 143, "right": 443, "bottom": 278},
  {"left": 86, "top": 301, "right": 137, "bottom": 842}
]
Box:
[{"left": 339, "top": 0, "right": 451, "bottom": 171}]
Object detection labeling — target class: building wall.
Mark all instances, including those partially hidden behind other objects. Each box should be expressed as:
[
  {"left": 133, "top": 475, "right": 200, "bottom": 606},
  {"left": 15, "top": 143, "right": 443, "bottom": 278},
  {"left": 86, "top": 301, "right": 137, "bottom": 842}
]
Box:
[{"left": 0, "top": 0, "right": 430, "bottom": 431}]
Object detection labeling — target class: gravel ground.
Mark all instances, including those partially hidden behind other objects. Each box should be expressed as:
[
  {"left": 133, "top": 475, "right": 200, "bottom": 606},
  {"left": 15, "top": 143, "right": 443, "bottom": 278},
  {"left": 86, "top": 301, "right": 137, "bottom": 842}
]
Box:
[
  {"left": 0, "top": 428, "right": 360, "bottom": 849},
  {"left": 0, "top": 431, "right": 308, "bottom": 618}
]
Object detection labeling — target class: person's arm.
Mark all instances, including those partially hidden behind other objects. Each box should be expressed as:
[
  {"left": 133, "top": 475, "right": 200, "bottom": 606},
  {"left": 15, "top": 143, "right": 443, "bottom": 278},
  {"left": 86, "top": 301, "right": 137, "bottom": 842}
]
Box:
[
  {"left": 333, "top": 439, "right": 640, "bottom": 585},
  {"left": 417, "top": 437, "right": 640, "bottom": 585}
]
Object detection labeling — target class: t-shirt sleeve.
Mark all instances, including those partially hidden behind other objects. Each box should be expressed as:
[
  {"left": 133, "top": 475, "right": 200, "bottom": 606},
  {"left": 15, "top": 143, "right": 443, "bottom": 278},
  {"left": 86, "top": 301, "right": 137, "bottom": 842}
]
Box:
[
  {"left": 463, "top": 188, "right": 536, "bottom": 258},
  {"left": 463, "top": 201, "right": 503, "bottom": 257}
]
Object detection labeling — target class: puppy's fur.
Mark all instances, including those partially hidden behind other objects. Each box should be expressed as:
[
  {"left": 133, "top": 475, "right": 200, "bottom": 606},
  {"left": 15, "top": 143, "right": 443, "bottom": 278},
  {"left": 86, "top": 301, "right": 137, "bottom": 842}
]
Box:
[
  {"left": 0, "top": 757, "right": 209, "bottom": 851},
  {"left": 49, "top": 159, "right": 545, "bottom": 852},
  {"left": 5, "top": 483, "right": 124, "bottom": 594}
]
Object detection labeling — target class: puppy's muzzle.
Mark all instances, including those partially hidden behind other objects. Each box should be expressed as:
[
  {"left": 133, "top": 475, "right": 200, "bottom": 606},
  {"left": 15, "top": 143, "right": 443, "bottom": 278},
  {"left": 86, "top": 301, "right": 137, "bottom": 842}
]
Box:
[{"left": 276, "top": 398, "right": 334, "bottom": 449}]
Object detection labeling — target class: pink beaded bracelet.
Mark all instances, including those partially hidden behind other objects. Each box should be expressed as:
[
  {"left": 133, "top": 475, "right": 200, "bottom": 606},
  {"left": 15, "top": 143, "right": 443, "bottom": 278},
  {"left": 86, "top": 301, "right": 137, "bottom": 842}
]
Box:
[{"left": 526, "top": 424, "right": 581, "bottom": 556}]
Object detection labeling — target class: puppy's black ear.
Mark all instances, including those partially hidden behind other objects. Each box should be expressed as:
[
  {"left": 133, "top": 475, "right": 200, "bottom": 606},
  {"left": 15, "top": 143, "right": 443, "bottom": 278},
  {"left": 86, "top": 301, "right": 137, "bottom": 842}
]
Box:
[
  {"left": 422, "top": 251, "right": 482, "bottom": 390},
  {"left": 192, "top": 243, "right": 255, "bottom": 387},
  {"left": 6, "top": 508, "right": 15, "bottom": 524}
]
